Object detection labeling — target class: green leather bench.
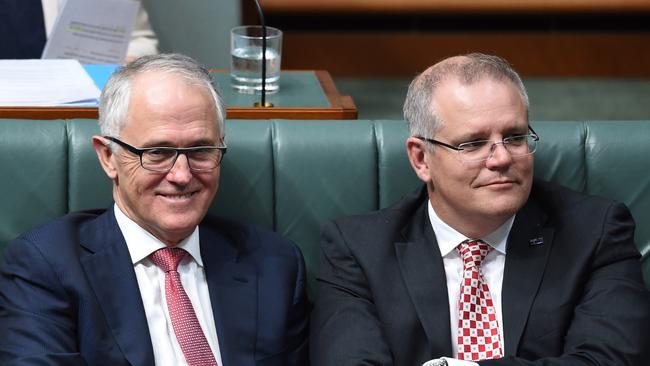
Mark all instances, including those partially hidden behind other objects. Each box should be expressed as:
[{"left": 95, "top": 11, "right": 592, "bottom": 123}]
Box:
[{"left": 1, "top": 119, "right": 649, "bottom": 294}]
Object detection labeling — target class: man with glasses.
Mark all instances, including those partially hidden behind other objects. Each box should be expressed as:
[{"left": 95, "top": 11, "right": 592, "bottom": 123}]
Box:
[
  {"left": 311, "top": 53, "right": 650, "bottom": 366},
  {"left": 0, "top": 54, "right": 309, "bottom": 365}
]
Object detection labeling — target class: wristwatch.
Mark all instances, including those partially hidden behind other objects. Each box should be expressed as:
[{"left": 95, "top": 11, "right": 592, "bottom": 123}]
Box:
[{"left": 423, "top": 358, "right": 448, "bottom": 366}]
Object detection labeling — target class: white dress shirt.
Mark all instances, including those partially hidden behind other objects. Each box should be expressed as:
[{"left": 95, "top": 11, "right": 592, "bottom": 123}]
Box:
[
  {"left": 425, "top": 201, "right": 514, "bottom": 366},
  {"left": 41, "top": 0, "right": 159, "bottom": 58},
  {"left": 114, "top": 204, "right": 223, "bottom": 366}
]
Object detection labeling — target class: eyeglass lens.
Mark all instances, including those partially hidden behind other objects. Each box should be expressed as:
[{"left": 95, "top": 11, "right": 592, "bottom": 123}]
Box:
[
  {"left": 460, "top": 135, "right": 537, "bottom": 162},
  {"left": 142, "top": 148, "right": 223, "bottom": 172}
]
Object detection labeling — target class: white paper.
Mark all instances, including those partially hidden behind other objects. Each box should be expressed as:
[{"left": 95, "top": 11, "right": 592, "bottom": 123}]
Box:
[
  {"left": 42, "top": 0, "right": 139, "bottom": 64},
  {"left": 0, "top": 59, "right": 101, "bottom": 106}
]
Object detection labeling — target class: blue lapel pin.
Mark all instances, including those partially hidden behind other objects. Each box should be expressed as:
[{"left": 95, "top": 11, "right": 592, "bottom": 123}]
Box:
[{"left": 529, "top": 237, "right": 544, "bottom": 246}]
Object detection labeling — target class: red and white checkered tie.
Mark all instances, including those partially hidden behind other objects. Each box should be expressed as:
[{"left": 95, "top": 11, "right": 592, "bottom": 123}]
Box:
[
  {"left": 150, "top": 248, "right": 218, "bottom": 366},
  {"left": 456, "top": 240, "right": 503, "bottom": 361}
]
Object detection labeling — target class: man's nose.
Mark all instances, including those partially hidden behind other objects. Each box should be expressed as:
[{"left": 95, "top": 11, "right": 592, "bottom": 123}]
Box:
[
  {"left": 485, "top": 142, "right": 513, "bottom": 167},
  {"left": 166, "top": 153, "right": 193, "bottom": 183}
]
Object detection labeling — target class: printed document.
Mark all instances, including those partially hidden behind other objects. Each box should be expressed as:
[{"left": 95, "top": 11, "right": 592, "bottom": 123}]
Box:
[
  {"left": 0, "top": 59, "right": 101, "bottom": 106},
  {"left": 42, "top": 0, "right": 139, "bottom": 64}
]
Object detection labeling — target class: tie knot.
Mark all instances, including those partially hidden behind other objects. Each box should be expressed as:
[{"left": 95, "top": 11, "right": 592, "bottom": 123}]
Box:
[
  {"left": 458, "top": 240, "right": 491, "bottom": 269},
  {"left": 150, "top": 247, "right": 186, "bottom": 272}
]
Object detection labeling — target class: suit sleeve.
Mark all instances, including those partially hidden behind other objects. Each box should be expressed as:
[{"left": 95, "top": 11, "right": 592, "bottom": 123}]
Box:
[
  {"left": 480, "top": 202, "right": 650, "bottom": 366},
  {"left": 310, "top": 220, "right": 394, "bottom": 366},
  {"left": 285, "top": 242, "right": 311, "bottom": 366},
  {"left": 126, "top": 0, "right": 159, "bottom": 58},
  {"left": 0, "top": 236, "right": 87, "bottom": 365}
]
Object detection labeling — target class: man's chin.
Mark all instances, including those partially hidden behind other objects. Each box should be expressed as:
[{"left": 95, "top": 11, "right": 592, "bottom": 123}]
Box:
[
  {"left": 485, "top": 197, "right": 526, "bottom": 217},
  {"left": 151, "top": 216, "right": 205, "bottom": 245},
  {"left": 154, "top": 228, "right": 195, "bottom": 246}
]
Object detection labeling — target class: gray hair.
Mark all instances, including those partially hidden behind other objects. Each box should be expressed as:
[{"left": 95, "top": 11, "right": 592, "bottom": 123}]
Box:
[
  {"left": 403, "top": 53, "right": 529, "bottom": 139},
  {"left": 98, "top": 53, "right": 226, "bottom": 138}
]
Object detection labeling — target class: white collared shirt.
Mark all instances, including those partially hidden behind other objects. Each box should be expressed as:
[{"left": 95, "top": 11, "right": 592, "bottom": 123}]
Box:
[
  {"left": 114, "top": 204, "right": 223, "bottom": 366},
  {"left": 427, "top": 201, "right": 514, "bottom": 366}
]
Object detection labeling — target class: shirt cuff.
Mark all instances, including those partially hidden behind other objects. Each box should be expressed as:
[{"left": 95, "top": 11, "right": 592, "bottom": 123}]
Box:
[
  {"left": 422, "top": 357, "right": 479, "bottom": 366},
  {"left": 445, "top": 357, "right": 479, "bottom": 366}
]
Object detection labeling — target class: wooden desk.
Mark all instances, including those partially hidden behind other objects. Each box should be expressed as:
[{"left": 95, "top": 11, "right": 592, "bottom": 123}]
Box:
[
  {"left": 261, "top": 0, "right": 650, "bottom": 14},
  {"left": 0, "top": 70, "right": 357, "bottom": 120}
]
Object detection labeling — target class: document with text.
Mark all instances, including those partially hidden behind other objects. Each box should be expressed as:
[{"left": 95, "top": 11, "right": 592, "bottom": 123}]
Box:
[{"left": 42, "top": 0, "right": 139, "bottom": 64}]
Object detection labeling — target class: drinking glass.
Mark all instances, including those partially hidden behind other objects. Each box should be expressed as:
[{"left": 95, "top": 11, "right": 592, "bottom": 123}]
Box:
[{"left": 230, "top": 25, "right": 282, "bottom": 94}]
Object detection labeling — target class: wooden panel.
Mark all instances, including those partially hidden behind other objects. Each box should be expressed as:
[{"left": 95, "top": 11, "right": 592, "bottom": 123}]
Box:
[
  {"left": 281, "top": 32, "right": 650, "bottom": 77},
  {"left": 0, "top": 71, "right": 357, "bottom": 120},
  {"left": 261, "top": 0, "right": 650, "bottom": 14},
  {"left": 0, "top": 107, "right": 98, "bottom": 120},
  {"left": 226, "top": 71, "right": 357, "bottom": 119}
]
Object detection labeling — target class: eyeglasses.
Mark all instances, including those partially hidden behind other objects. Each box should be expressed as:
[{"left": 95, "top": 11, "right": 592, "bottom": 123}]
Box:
[
  {"left": 104, "top": 136, "right": 227, "bottom": 173},
  {"left": 415, "top": 125, "right": 540, "bottom": 163}
]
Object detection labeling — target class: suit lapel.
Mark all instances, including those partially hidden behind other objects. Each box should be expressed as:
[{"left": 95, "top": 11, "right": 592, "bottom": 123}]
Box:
[
  {"left": 501, "top": 198, "right": 554, "bottom": 356},
  {"left": 395, "top": 198, "right": 454, "bottom": 357},
  {"left": 79, "top": 208, "right": 155, "bottom": 366},
  {"left": 200, "top": 223, "right": 258, "bottom": 366}
]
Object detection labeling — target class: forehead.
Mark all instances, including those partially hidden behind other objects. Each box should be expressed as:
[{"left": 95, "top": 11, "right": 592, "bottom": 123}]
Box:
[
  {"left": 433, "top": 77, "right": 527, "bottom": 135},
  {"left": 122, "top": 71, "right": 219, "bottom": 141}
]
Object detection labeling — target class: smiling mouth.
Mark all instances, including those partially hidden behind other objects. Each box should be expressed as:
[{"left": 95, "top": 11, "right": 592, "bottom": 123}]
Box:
[{"left": 158, "top": 191, "right": 199, "bottom": 200}]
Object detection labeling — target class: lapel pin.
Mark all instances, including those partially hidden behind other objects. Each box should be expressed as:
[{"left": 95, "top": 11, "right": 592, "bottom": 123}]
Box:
[{"left": 529, "top": 237, "right": 544, "bottom": 246}]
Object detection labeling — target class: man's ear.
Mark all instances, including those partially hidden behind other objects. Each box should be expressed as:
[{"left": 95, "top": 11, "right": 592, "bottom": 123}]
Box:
[
  {"left": 92, "top": 136, "right": 118, "bottom": 180},
  {"left": 406, "top": 137, "right": 432, "bottom": 183}
]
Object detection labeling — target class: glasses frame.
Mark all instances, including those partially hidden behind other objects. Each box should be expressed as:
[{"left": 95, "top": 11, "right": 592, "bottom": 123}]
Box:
[
  {"left": 103, "top": 136, "right": 227, "bottom": 173},
  {"left": 415, "top": 125, "right": 540, "bottom": 162}
]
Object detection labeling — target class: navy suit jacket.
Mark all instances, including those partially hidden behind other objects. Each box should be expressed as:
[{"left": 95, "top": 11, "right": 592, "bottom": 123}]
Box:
[
  {"left": 0, "top": 207, "right": 309, "bottom": 366},
  {"left": 0, "top": 0, "right": 47, "bottom": 58},
  {"left": 311, "top": 180, "right": 650, "bottom": 366}
]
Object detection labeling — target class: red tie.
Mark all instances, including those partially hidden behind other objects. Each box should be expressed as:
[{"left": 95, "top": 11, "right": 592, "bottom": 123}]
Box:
[
  {"left": 456, "top": 240, "right": 503, "bottom": 361},
  {"left": 149, "top": 248, "right": 218, "bottom": 366}
]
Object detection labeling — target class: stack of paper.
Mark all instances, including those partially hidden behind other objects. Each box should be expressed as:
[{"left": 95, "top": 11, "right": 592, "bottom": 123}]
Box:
[{"left": 0, "top": 59, "right": 101, "bottom": 106}]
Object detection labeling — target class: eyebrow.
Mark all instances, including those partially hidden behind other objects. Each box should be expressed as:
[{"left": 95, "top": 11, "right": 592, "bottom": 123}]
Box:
[
  {"left": 502, "top": 127, "right": 531, "bottom": 138},
  {"left": 449, "top": 124, "right": 529, "bottom": 143},
  {"left": 139, "top": 139, "right": 218, "bottom": 148},
  {"left": 445, "top": 132, "right": 486, "bottom": 145}
]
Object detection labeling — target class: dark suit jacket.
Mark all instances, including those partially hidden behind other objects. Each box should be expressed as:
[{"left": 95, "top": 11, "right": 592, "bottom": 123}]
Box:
[
  {"left": 311, "top": 180, "right": 650, "bottom": 366},
  {"left": 0, "top": 207, "right": 309, "bottom": 366},
  {"left": 0, "top": 0, "right": 46, "bottom": 59}
]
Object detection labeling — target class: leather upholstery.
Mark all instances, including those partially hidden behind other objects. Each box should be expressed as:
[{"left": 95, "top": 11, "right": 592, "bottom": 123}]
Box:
[
  {"left": 0, "top": 120, "right": 68, "bottom": 245},
  {"left": 68, "top": 120, "right": 112, "bottom": 211},
  {"left": 1, "top": 119, "right": 648, "bottom": 291},
  {"left": 211, "top": 120, "right": 275, "bottom": 229},
  {"left": 273, "top": 121, "right": 379, "bottom": 291},
  {"left": 584, "top": 121, "right": 650, "bottom": 268}
]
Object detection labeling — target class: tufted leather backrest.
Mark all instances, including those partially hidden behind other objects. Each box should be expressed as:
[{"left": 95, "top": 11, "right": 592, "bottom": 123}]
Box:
[{"left": 1, "top": 119, "right": 648, "bottom": 293}]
